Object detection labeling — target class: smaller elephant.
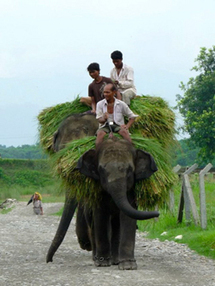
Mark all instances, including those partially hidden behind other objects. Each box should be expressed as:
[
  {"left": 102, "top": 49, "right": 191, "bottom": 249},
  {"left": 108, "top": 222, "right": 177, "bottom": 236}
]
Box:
[
  {"left": 46, "top": 128, "right": 159, "bottom": 270},
  {"left": 76, "top": 138, "right": 159, "bottom": 270}
]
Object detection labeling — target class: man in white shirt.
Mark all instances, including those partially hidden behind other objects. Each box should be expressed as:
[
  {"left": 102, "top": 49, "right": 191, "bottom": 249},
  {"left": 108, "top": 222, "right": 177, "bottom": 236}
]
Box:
[
  {"left": 96, "top": 83, "right": 138, "bottom": 146},
  {"left": 110, "top": 50, "right": 136, "bottom": 106}
]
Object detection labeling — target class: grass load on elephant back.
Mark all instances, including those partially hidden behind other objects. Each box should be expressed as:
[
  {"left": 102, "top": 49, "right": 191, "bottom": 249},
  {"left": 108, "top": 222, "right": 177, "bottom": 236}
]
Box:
[{"left": 38, "top": 95, "right": 177, "bottom": 209}]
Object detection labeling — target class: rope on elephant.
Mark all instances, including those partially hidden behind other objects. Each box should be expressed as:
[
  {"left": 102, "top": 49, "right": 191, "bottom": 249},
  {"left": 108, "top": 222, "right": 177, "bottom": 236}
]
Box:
[{"left": 37, "top": 95, "right": 178, "bottom": 208}]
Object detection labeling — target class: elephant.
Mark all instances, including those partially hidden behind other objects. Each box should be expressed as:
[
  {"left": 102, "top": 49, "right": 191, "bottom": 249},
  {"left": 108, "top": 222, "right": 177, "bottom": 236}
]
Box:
[
  {"left": 75, "top": 137, "right": 159, "bottom": 270},
  {"left": 52, "top": 112, "right": 99, "bottom": 152},
  {"left": 46, "top": 119, "right": 159, "bottom": 269}
]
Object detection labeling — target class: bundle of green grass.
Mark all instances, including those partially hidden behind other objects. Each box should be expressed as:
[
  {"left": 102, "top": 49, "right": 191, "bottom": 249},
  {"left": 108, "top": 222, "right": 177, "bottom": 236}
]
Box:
[{"left": 38, "top": 95, "right": 178, "bottom": 208}]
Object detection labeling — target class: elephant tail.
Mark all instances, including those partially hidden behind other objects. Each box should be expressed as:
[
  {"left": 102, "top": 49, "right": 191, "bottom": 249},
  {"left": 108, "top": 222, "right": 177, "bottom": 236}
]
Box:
[{"left": 46, "top": 194, "right": 77, "bottom": 263}]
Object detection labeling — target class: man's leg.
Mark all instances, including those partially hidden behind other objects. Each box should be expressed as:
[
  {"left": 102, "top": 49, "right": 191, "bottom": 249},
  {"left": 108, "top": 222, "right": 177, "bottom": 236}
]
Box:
[
  {"left": 118, "top": 128, "right": 132, "bottom": 144},
  {"left": 96, "top": 130, "right": 107, "bottom": 147},
  {"left": 121, "top": 89, "right": 136, "bottom": 106},
  {"left": 80, "top": 97, "right": 92, "bottom": 107}
]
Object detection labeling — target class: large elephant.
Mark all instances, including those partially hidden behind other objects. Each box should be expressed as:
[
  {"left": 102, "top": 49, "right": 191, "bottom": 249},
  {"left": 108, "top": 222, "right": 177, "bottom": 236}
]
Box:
[{"left": 52, "top": 112, "right": 99, "bottom": 152}]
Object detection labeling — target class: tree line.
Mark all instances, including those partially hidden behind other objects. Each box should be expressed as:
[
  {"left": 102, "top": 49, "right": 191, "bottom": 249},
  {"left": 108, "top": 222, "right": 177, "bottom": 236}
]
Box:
[
  {"left": 0, "top": 144, "right": 47, "bottom": 160},
  {"left": 1, "top": 140, "right": 214, "bottom": 167},
  {"left": 176, "top": 46, "right": 215, "bottom": 163}
]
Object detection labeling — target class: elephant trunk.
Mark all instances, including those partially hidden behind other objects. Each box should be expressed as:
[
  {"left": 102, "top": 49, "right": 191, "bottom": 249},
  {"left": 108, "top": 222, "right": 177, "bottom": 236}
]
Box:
[
  {"left": 107, "top": 179, "right": 159, "bottom": 220},
  {"left": 46, "top": 193, "right": 77, "bottom": 263}
]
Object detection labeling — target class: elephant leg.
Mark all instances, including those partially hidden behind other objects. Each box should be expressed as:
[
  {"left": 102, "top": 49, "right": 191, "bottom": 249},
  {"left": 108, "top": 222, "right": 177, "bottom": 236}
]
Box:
[
  {"left": 118, "top": 191, "right": 137, "bottom": 270},
  {"left": 93, "top": 199, "right": 111, "bottom": 267},
  {"left": 118, "top": 213, "right": 137, "bottom": 270},
  {"left": 110, "top": 215, "right": 120, "bottom": 265},
  {"left": 76, "top": 203, "right": 92, "bottom": 251}
]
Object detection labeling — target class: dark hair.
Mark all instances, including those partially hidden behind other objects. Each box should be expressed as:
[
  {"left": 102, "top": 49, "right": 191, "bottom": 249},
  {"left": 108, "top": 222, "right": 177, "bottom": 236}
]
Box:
[
  {"left": 111, "top": 50, "right": 123, "bottom": 60},
  {"left": 87, "top": 62, "right": 100, "bottom": 71}
]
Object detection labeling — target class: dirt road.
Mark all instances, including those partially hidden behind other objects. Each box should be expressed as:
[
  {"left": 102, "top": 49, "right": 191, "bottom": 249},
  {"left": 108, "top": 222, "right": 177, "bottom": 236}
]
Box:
[{"left": 0, "top": 201, "right": 214, "bottom": 286}]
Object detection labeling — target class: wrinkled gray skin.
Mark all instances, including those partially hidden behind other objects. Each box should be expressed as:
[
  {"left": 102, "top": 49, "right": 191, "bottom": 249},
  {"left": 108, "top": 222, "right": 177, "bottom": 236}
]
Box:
[
  {"left": 52, "top": 113, "right": 99, "bottom": 152},
  {"left": 46, "top": 113, "right": 159, "bottom": 270}
]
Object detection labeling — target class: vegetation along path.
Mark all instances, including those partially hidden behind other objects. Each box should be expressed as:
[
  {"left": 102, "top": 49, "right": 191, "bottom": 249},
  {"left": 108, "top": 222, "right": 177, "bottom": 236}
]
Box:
[{"left": 0, "top": 201, "right": 215, "bottom": 286}]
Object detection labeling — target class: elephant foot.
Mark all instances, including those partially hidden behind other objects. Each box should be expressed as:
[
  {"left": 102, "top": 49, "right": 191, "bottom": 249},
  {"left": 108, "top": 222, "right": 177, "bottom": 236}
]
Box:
[
  {"left": 118, "top": 259, "right": 137, "bottom": 270},
  {"left": 111, "top": 257, "right": 119, "bottom": 265},
  {"left": 78, "top": 239, "right": 92, "bottom": 251},
  {"left": 94, "top": 256, "right": 111, "bottom": 267}
]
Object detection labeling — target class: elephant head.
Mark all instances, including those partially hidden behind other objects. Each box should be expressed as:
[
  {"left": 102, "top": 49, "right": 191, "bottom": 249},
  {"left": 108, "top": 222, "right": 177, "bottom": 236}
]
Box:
[
  {"left": 53, "top": 113, "right": 99, "bottom": 152},
  {"left": 77, "top": 138, "right": 159, "bottom": 220}
]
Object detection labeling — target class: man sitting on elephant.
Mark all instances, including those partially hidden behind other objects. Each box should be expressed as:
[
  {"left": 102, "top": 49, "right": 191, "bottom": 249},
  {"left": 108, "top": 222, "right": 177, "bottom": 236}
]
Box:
[
  {"left": 96, "top": 83, "right": 138, "bottom": 146},
  {"left": 80, "top": 62, "right": 121, "bottom": 114}
]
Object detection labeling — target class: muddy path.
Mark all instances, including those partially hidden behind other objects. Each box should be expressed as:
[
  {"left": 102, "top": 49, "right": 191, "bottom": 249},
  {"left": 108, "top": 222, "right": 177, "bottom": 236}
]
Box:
[{"left": 0, "top": 201, "right": 214, "bottom": 286}]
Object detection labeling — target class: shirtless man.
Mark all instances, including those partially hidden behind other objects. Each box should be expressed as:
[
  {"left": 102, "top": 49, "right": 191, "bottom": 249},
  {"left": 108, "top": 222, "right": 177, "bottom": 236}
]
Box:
[{"left": 96, "top": 83, "right": 138, "bottom": 146}]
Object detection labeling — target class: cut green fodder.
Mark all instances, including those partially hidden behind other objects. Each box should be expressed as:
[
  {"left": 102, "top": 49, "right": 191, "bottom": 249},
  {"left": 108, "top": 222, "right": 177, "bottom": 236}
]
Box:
[
  {"left": 38, "top": 95, "right": 177, "bottom": 207},
  {"left": 38, "top": 95, "right": 177, "bottom": 153},
  {"left": 49, "top": 135, "right": 177, "bottom": 208},
  {"left": 38, "top": 97, "right": 89, "bottom": 152},
  {"left": 130, "top": 96, "right": 176, "bottom": 148}
]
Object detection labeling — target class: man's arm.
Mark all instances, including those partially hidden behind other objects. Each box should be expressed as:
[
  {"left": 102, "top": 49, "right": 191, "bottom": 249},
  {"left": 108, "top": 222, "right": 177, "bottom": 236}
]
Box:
[
  {"left": 98, "top": 113, "right": 108, "bottom": 124},
  {"left": 120, "top": 103, "right": 138, "bottom": 129},
  {"left": 88, "top": 84, "right": 96, "bottom": 113},
  {"left": 96, "top": 102, "right": 108, "bottom": 124},
  {"left": 126, "top": 117, "right": 135, "bottom": 129},
  {"left": 91, "top": 96, "right": 96, "bottom": 113},
  {"left": 118, "top": 67, "right": 134, "bottom": 89},
  {"left": 120, "top": 117, "right": 135, "bottom": 130}
]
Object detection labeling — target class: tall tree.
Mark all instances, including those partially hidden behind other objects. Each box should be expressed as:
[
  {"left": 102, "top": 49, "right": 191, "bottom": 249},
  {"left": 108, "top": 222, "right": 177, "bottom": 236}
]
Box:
[{"left": 176, "top": 46, "right": 215, "bottom": 163}]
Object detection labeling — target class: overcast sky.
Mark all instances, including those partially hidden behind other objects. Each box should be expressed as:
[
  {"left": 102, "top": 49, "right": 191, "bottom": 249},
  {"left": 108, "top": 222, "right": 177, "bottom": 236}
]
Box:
[{"left": 1, "top": 0, "right": 215, "bottom": 147}]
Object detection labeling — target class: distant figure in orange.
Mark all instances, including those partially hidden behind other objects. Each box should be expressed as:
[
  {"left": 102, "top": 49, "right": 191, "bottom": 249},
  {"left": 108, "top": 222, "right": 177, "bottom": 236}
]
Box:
[{"left": 27, "top": 192, "right": 43, "bottom": 215}]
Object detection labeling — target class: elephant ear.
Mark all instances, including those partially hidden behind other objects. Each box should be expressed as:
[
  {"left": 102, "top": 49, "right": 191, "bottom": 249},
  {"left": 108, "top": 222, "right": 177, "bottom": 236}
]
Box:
[
  {"left": 135, "top": 149, "right": 158, "bottom": 180},
  {"left": 76, "top": 149, "right": 99, "bottom": 180}
]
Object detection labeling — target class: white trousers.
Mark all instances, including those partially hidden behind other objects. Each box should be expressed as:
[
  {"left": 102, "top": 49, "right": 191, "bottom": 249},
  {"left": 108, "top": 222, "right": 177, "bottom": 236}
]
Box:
[{"left": 121, "top": 89, "right": 136, "bottom": 105}]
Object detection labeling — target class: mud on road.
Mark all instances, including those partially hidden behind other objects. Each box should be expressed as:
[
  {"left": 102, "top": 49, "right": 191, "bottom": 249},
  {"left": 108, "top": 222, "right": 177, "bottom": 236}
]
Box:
[{"left": 0, "top": 201, "right": 214, "bottom": 286}]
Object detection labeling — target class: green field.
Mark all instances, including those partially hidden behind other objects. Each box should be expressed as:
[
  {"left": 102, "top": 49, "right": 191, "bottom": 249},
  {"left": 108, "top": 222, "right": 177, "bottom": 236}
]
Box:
[
  {"left": 0, "top": 158, "right": 214, "bottom": 260},
  {"left": 0, "top": 159, "right": 64, "bottom": 203}
]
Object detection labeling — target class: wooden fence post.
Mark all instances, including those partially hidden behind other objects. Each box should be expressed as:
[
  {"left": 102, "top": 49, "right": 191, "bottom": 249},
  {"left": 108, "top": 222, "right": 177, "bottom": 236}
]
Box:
[
  {"left": 177, "top": 164, "right": 198, "bottom": 224},
  {"left": 199, "top": 163, "right": 213, "bottom": 229},
  {"left": 184, "top": 174, "right": 200, "bottom": 226},
  {"left": 169, "top": 165, "right": 182, "bottom": 214}
]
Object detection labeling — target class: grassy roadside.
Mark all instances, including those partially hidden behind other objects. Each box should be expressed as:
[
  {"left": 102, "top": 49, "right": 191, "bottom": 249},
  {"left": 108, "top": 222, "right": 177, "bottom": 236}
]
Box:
[
  {"left": 138, "top": 174, "right": 215, "bottom": 260},
  {"left": 138, "top": 210, "right": 215, "bottom": 260}
]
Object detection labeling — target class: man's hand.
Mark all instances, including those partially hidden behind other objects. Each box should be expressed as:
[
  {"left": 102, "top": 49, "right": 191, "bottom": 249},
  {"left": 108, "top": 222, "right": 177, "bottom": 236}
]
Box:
[
  {"left": 103, "top": 112, "right": 109, "bottom": 121},
  {"left": 98, "top": 112, "right": 109, "bottom": 124},
  {"left": 120, "top": 124, "right": 128, "bottom": 130}
]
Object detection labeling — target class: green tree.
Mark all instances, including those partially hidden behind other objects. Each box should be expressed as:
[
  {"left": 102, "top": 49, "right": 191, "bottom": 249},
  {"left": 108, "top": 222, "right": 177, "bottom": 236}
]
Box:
[
  {"left": 0, "top": 144, "right": 47, "bottom": 159},
  {"left": 176, "top": 46, "right": 215, "bottom": 163}
]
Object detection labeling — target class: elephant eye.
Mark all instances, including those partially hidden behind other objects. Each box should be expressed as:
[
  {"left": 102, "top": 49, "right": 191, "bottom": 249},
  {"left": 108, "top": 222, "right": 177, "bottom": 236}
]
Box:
[
  {"left": 98, "top": 164, "right": 105, "bottom": 173},
  {"left": 118, "top": 166, "right": 124, "bottom": 172}
]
